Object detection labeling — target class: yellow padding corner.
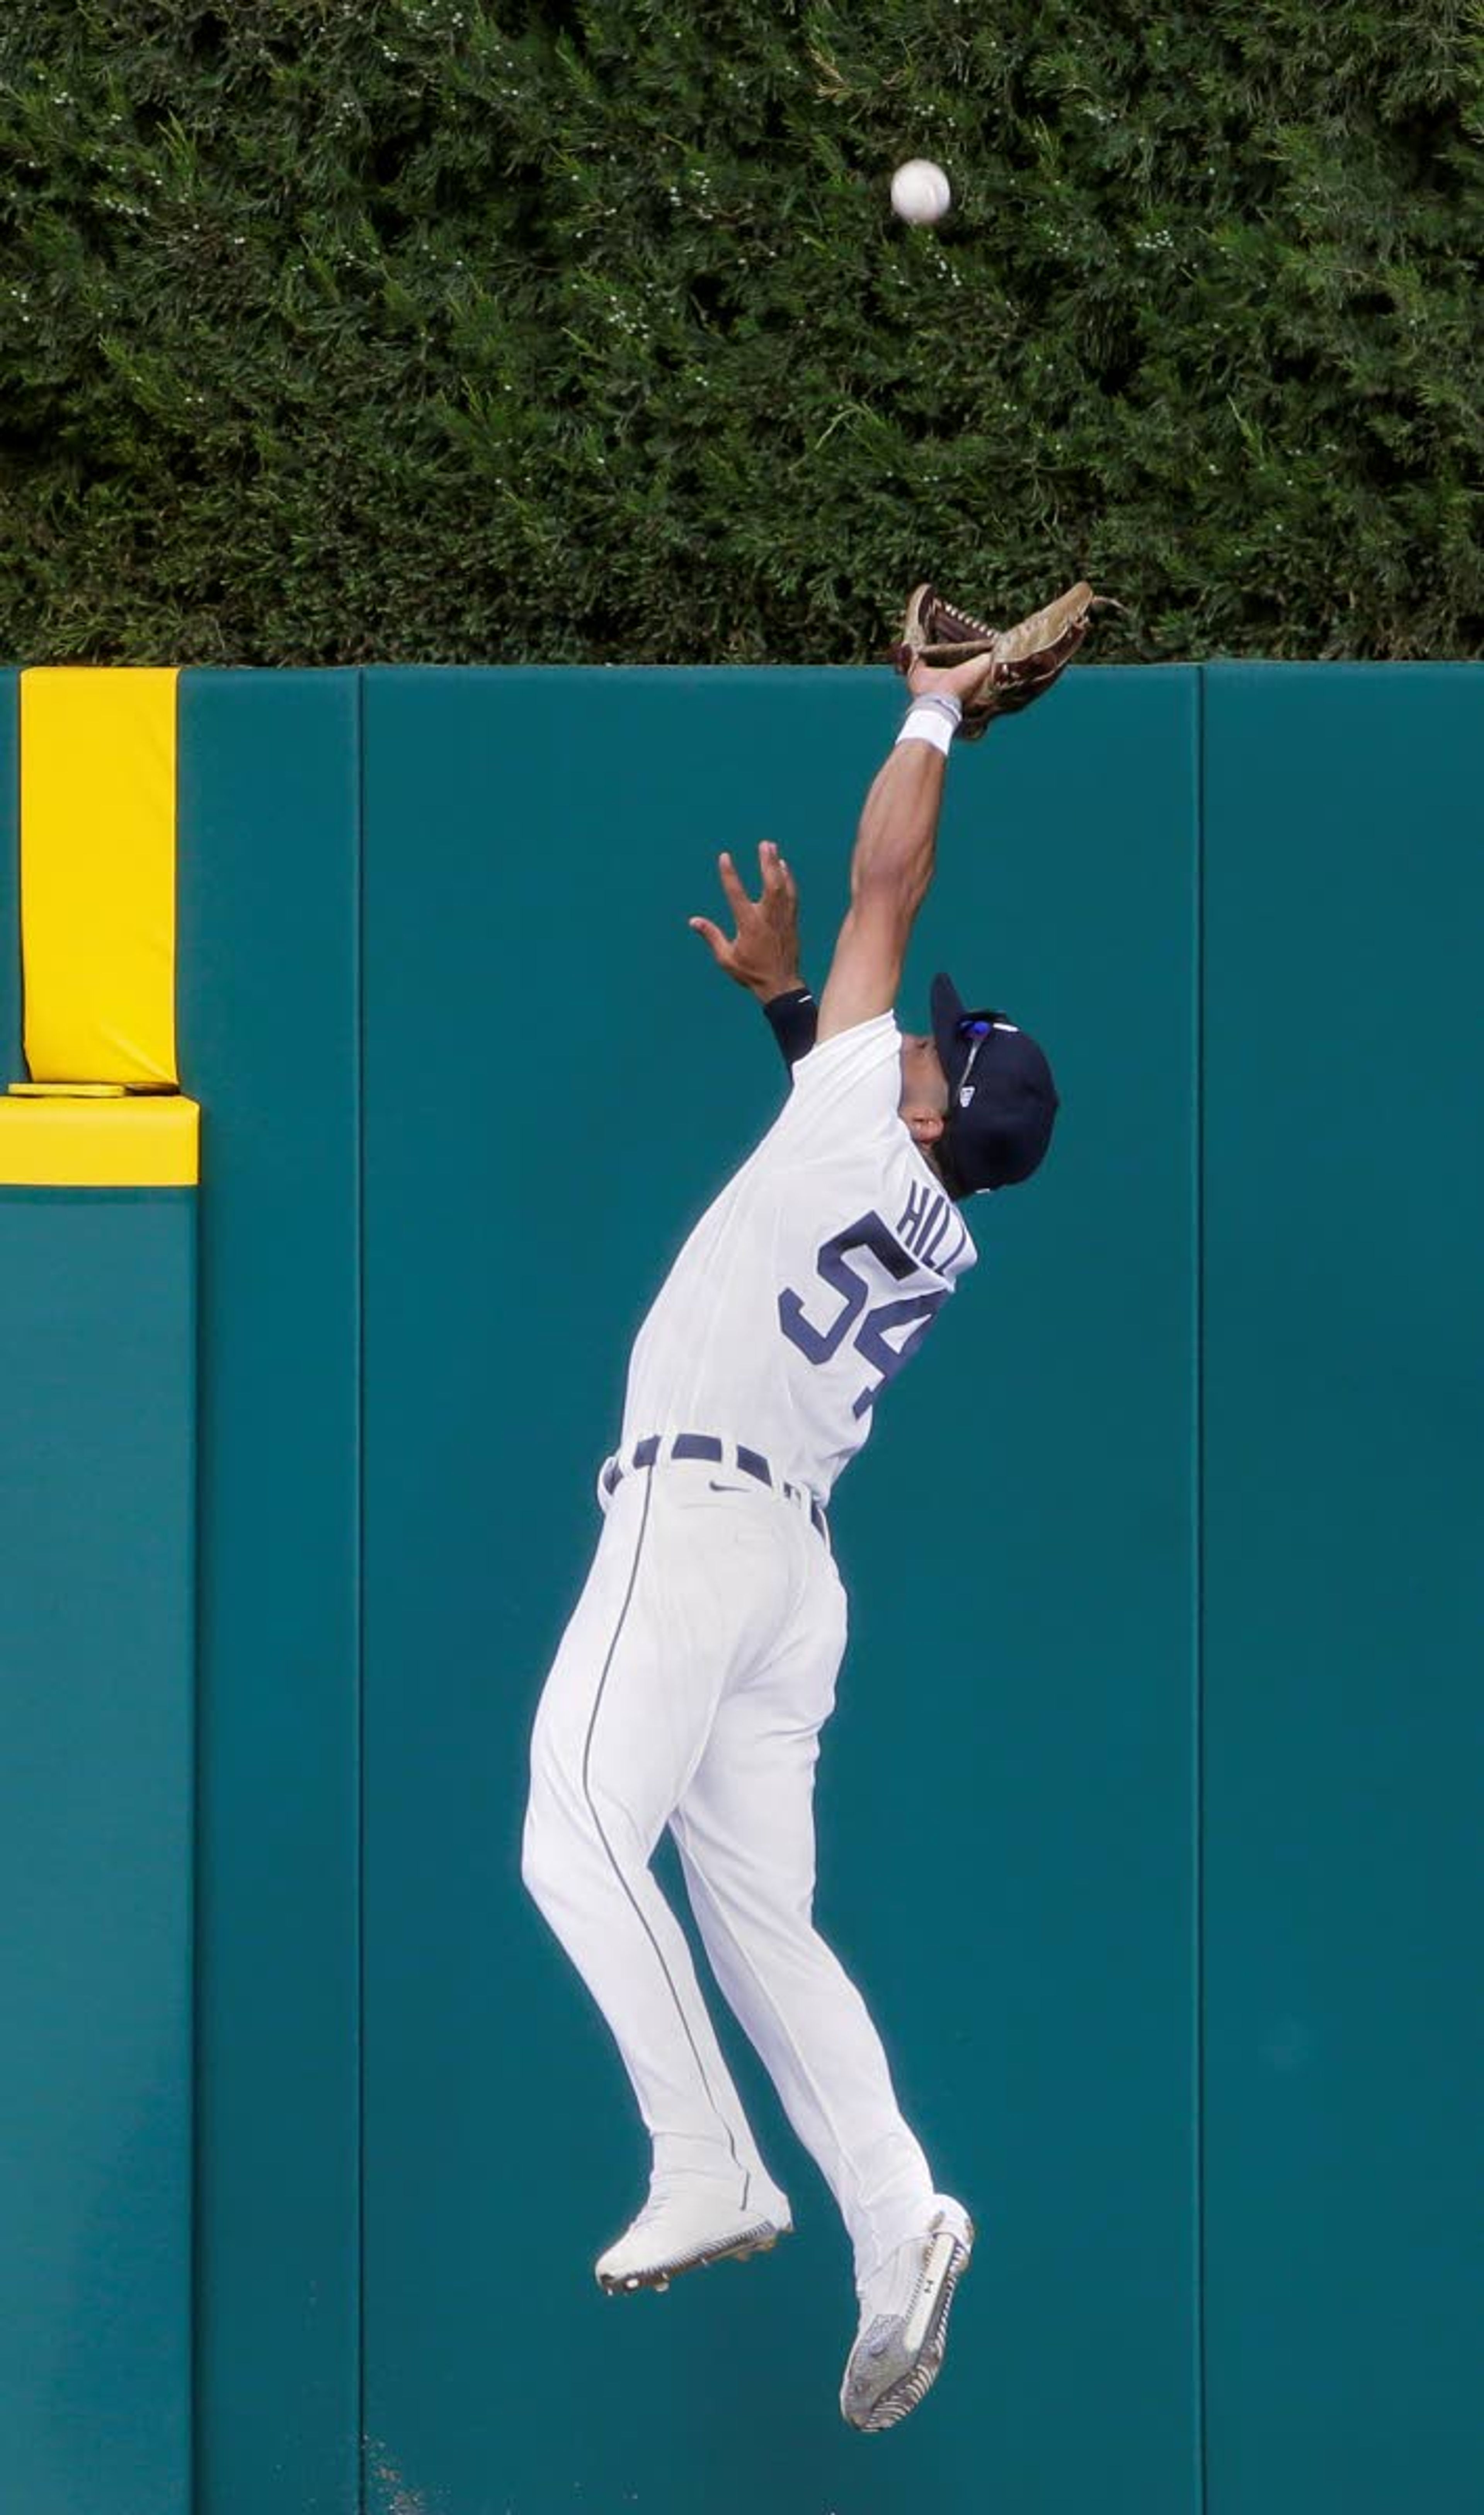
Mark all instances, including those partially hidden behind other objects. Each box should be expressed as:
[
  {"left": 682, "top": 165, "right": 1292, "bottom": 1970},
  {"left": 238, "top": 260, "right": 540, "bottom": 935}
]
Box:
[
  {"left": 0, "top": 1097, "right": 199, "bottom": 1187},
  {"left": 21, "top": 667, "right": 180, "bottom": 1087}
]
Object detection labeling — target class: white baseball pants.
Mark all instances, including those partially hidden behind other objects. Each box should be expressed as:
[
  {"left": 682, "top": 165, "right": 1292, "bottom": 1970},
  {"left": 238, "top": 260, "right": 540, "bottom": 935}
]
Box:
[{"left": 522, "top": 1457, "right": 936, "bottom": 2286}]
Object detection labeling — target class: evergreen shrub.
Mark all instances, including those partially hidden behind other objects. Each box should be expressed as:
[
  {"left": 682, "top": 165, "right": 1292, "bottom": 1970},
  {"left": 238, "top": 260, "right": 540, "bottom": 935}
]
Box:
[{"left": 2, "top": 0, "right": 1480, "bottom": 662}]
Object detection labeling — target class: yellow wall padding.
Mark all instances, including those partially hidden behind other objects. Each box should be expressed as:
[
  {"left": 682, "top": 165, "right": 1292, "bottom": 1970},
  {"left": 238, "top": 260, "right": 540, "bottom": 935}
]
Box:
[
  {"left": 0, "top": 1097, "right": 199, "bottom": 1187},
  {"left": 21, "top": 667, "right": 180, "bottom": 1086}
]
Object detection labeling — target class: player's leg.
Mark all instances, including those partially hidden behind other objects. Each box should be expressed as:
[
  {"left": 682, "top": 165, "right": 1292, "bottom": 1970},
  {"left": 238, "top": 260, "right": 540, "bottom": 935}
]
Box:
[
  {"left": 669, "top": 1527, "right": 974, "bottom": 2420},
  {"left": 666, "top": 1523, "right": 938, "bottom": 2289},
  {"left": 522, "top": 1468, "right": 794, "bottom": 2284}
]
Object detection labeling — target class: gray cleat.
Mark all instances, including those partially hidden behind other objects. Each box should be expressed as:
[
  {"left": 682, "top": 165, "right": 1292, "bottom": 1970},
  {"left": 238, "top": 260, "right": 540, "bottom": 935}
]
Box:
[{"left": 840, "top": 2197, "right": 974, "bottom": 2433}]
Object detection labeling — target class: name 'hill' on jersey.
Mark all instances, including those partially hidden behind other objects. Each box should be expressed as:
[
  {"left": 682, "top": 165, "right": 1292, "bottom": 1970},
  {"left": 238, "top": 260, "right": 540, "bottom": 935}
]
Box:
[{"left": 621, "top": 1015, "right": 978, "bottom": 1504}]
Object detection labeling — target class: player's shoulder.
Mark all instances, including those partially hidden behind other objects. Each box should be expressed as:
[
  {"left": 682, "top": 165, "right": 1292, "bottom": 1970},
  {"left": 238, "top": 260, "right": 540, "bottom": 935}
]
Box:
[
  {"left": 791, "top": 1009, "right": 900, "bottom": 1087},
  {"left": 756, "top": 1012, "right": 903, "bottom": 1170}
]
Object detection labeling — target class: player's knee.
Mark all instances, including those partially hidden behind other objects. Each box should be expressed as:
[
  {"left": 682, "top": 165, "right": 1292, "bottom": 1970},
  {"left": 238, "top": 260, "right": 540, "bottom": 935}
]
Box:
[
  {"left": 521, "top": 1811, "right": 558, "bottom": 1916},
  {"left": 521, "top": 1748, "right": 608, "bottom": 1900},
  {"left": 520, "top": 1770, "right": 572, "bottom": 1915}
]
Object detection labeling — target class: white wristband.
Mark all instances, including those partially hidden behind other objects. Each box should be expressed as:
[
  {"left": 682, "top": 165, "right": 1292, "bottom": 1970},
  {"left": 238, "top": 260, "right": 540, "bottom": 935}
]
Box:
[{"left": 894, "top": 694, "right": 961, "bottom": 757}]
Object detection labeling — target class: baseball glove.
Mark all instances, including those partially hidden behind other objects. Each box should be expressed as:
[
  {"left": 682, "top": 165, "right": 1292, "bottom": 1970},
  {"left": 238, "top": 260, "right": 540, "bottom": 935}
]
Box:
[{"left": 891, "top": 580, "right": 1111, "bottom": 739}]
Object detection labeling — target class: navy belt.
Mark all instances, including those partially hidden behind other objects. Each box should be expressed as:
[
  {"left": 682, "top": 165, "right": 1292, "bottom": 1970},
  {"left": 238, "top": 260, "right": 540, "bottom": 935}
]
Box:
[{"left": 601, "top": 1433, "right": 829, "bottom": 1543}]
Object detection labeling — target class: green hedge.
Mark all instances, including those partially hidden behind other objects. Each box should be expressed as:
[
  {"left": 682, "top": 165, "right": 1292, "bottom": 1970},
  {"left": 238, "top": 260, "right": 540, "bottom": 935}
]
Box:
[{"left": 2, "top": 0, "right": 1481, "bottom": 664}]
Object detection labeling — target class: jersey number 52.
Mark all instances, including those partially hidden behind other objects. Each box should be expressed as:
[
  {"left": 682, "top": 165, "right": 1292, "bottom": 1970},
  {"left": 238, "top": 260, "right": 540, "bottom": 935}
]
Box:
[{"left": 778, "top": 1212, "right": 948, "bottom": 1417}]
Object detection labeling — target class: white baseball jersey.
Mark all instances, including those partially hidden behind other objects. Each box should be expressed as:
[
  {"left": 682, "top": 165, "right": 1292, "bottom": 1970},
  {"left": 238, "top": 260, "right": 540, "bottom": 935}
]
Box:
[
  {"left": 528, "top": 1010, "right": 984, "bottom": 2287},
  {"left": 619, "top": 1012, "right": 978, "bottom": 1500}
]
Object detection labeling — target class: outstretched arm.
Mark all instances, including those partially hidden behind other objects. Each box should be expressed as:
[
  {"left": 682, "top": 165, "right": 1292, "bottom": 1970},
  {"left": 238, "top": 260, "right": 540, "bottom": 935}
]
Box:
[
  {"left": 816, "top": 654, "right": 1000, "bottom": 1043},
  {"left": 687, "top": 645, "right": 1002, "bottom": 1061}
]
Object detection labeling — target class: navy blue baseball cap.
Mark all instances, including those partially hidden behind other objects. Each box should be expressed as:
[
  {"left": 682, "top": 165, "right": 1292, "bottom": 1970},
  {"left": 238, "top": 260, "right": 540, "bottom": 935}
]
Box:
[{"left": 929, "top": 971, "right": 1059, "bottom": 1193}]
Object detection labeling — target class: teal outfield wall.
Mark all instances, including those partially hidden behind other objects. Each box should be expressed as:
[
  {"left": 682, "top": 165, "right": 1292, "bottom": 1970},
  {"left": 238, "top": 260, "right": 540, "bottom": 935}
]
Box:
[
  {"left": 1200, "top": 673, "right": 1484, "bottom": 2513},
  {"left": 177, "top": 674, "right": 363, "bottom": 2515},
  {"left": 0, "top": 1190, "right": 196, "bottom": 2515},
  {"left": 359, "top": 666, "right": 1201, "bottom": 2515},
  {"left": 2, "top": 664, "right": 1481, "bottom": 2515}
]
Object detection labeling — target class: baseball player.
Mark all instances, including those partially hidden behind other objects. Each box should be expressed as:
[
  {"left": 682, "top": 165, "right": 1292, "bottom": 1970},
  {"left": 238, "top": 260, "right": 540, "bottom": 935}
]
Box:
[{"left": 523, "top": 580, "right": 1099, "bottom": 2432}]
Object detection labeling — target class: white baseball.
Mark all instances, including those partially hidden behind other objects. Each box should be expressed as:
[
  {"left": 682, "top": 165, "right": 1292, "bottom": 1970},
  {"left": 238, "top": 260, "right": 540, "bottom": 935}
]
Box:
[{"left": 890, "top": 159, "right": 951, "bottom": 226}]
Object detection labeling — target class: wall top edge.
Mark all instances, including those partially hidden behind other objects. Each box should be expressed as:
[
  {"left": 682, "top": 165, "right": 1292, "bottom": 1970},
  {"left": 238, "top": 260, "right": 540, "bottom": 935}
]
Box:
[{"left": 3, "top": 658, "right": 1481, "bottom": 679}]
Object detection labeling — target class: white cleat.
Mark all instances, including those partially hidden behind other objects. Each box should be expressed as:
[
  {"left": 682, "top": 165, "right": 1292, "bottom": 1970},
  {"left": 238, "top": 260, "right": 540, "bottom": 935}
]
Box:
[
  {"left": 594, "top": 2183, "right": 793, "bottom": 2295},
  {"left": 840, "top": 2196, "right": 974, "bottom": 2432}
]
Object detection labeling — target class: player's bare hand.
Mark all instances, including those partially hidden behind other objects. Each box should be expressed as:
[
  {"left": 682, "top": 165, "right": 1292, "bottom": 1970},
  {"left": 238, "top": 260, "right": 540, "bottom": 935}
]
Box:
[
  {"left": 906, "top": 650, "right": 1002, "bottom": 707},
  {"left": 689, "top": 841, "right": 804, "bottom": 1002}
]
